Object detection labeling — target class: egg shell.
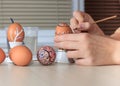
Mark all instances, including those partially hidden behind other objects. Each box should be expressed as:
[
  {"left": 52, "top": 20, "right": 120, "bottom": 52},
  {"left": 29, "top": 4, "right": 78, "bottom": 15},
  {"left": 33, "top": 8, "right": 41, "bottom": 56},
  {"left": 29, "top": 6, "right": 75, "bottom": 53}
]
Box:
[
  {"left": 9, "top": 45, "right": 32, "bottom": 66},
  {"left": 55, "top": 23, "right": 72, "bottom": 35},
  {"left": 0, "top": 48, "right": 6, "bottom": 63},
  {"left": 37, "top": 46, "right": 56, "bottom": 65},
  {"left": 7, "top": 23, "right": 25, "bottom": 42}
]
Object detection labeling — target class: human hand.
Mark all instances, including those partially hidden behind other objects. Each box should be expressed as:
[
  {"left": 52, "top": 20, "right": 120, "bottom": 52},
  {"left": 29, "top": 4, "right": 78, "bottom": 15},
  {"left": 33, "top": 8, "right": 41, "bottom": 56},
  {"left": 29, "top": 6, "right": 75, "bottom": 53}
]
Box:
[
  {"left": 70, "top": 11, "right": 104, "bottom": 35},
  {"left": 111, "top": 27, "right": 120, "bottom": 40},
  {"left": 54, "top": 33, "right": 120, "bottom": 65}
]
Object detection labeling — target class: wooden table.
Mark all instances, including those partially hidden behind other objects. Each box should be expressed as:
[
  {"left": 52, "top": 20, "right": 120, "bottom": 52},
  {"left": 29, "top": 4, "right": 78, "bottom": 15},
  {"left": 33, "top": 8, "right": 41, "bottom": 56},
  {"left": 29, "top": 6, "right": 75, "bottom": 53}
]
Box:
[{"left": 0, "top": 61, "right": 120, "bottom": 86}]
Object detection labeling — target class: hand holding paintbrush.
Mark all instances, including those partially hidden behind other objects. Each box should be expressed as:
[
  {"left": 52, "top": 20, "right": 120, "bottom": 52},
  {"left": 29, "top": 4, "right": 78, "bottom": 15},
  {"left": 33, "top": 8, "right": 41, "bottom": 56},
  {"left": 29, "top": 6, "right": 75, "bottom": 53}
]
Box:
[
  {"left": 55, "top": 11, "right": 119, "bottom": 65},
  {"left": 70, "top": 11, "right": 117, "bottom": 35}
]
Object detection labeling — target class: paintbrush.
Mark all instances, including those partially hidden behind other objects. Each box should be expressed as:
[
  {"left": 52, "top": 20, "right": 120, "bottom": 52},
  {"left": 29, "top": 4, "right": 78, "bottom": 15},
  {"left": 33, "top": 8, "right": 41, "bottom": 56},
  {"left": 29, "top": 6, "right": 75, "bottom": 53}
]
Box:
[{"left": 94, "top": 15, "right": 117, "bottom": 24}]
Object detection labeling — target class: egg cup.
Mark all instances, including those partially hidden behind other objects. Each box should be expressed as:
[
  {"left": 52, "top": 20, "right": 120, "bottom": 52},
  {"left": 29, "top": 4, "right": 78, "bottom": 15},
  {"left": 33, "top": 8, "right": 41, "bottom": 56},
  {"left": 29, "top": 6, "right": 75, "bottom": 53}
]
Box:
[{"left": 9, "top": 42, "right": 23, "bottom": 49}]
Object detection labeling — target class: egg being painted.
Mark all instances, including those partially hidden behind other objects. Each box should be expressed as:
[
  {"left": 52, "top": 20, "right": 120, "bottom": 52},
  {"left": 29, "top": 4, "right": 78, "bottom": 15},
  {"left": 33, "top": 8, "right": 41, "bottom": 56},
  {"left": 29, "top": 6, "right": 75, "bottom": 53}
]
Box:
[
  {"left": 7, "top": 19, "right": 24, "bottom": 42},
  {"left": 9, "top": 45, "right": 32, "bottom": 66},
  {"left": 0, "top": 48, "right": 6, "bottom": 64},
  {"left": 37, "top": 46, "right": 56, "bottom": 65},
  {"left": 55, "top": 23, "right": 72, "bottom": 35},
  {"left": 55, "top": 23, "right": 75, "bottom": 63}
]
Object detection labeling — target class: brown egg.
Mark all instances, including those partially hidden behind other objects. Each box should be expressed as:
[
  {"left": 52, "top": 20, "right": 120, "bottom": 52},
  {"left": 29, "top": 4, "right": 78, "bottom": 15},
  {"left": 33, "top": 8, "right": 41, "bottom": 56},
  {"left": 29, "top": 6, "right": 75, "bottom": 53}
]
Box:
[
  {"left": 55, "top": 23, "right": 72, "bottom": 35},
  {"left": 9, "top": 45, "right": 32, "bottom": 66},
  {"left": 0, "top": 48, "right": 6, "bottom": 63},
  {"left": 7, "top": 22, "right": 24, "bottom": 42}
]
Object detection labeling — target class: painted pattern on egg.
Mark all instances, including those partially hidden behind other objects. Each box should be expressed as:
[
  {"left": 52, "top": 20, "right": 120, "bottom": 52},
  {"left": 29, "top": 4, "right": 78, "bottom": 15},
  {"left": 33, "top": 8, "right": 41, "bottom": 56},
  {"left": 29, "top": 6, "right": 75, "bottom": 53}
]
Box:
[{"left": 37, "top": 46, "right": 56, "bottom": 65}]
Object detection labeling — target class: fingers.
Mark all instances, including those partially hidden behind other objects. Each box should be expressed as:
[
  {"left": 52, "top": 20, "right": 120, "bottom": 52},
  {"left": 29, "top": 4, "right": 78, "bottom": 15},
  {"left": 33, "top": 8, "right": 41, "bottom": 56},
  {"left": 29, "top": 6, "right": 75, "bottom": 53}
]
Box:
[
  {"left": 54, "top": 34, "right": 78, "bottom": 42},
  {"left": 70, "top": 17, "right": 78, "bottom": 29},
  {"left": 70, "top": 17, "right": 91, "bottom": 30},
  {"left": 55, "top": 41, "right": 80, "bottom": 50},
  {"left": 110, "top": 27, "right": 120, "bottom": 40},
  {"left": 114, "top": 27, "right": 120, "bottom": 34},
  {"left": 73, "top": 11, "right": 84, "bottom": 23},
  {"left": 54, "top": 33, "right": 89, "bottom": 42},
  {"left": 75, "top": 58, "right": 93, "bottom": 66},
  {"left": 71, "top": 11, "right": 104, "bottom": 35},
  {"left": 72, "top": 11, "right": 97, "bottom": 28},
  {"left": 73, "top": 11, "right": 94, "bottom": 23},
  {"left": 70, "top": 11, "right": 92, "bottom": 32},
  {"left": 66, "top": 50, "right": 86, "bottom": 58}
]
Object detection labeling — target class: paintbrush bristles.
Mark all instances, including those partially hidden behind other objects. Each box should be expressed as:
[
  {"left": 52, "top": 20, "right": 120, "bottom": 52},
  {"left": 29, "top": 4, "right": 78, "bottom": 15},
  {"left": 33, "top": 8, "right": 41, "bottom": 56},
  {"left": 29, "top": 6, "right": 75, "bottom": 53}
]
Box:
[{"left": 95, "top": 15, "right": 117, "bottom": 23}]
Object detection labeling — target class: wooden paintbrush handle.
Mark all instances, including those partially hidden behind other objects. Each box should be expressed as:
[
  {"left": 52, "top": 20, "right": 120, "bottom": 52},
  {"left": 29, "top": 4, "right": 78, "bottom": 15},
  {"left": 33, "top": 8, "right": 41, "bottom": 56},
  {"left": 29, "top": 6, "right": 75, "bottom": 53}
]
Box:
[{"left": 94, "top": 15, "right": 117, "bottom": 24}]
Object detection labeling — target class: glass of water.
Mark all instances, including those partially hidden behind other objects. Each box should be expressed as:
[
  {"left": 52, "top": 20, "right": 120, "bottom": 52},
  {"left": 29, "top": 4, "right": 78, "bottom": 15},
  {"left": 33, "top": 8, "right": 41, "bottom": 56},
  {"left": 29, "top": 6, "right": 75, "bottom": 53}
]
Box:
[{"left": 23, "top": 27, "right": 39, "bottom": 59}]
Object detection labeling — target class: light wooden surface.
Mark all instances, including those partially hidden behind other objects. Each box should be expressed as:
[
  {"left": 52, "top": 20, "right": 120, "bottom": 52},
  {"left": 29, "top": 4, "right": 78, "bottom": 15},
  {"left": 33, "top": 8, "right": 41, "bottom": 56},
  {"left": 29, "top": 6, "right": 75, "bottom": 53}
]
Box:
[{"left": 0, "top": 61, "right": 120, "bottom": 86}]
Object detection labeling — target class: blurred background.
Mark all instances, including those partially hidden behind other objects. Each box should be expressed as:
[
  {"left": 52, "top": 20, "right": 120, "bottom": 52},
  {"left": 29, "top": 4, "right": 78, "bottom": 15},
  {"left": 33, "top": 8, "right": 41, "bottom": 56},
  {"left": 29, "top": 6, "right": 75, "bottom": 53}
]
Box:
[
  {"left": 0, "top": 0, "right": 84, "bottom": 55},
  {"left": 0, "top": 0, "right": 119, "bottom": 56}
]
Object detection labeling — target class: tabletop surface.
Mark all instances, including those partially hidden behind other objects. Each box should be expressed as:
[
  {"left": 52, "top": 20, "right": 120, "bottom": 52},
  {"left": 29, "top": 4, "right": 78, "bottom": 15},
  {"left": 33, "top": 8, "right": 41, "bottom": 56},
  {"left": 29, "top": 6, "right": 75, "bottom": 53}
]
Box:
[{"left": 0, "top": 61, "right": 120, "bottom": 86}]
